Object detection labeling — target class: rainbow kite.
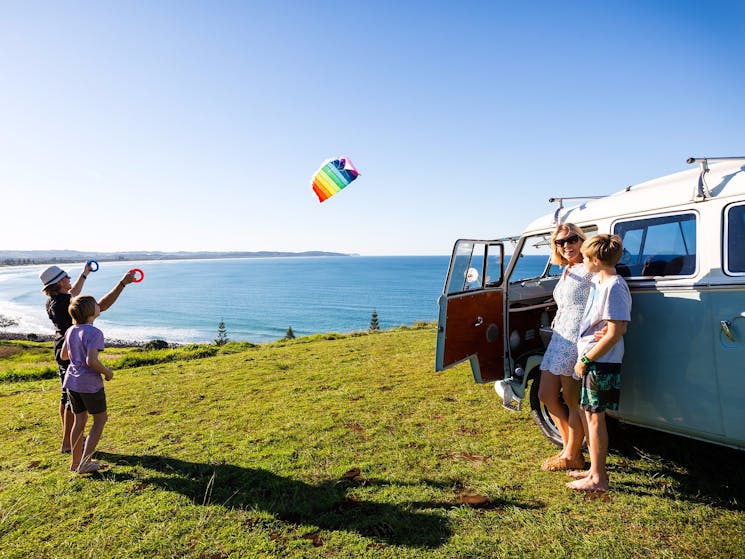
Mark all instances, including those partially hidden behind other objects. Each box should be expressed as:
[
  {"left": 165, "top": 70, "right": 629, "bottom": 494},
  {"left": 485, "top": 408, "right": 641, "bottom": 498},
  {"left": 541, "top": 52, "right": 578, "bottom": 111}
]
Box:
[{"left": 311, "top": 157, "right": 360, "bottom": 202}]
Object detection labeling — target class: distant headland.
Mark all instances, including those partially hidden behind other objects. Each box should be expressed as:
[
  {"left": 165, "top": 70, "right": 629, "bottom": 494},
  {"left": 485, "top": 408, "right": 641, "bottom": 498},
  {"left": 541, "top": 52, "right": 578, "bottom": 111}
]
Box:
[{"left": 0, "top": 250, "right": 353, "bottom": 267}]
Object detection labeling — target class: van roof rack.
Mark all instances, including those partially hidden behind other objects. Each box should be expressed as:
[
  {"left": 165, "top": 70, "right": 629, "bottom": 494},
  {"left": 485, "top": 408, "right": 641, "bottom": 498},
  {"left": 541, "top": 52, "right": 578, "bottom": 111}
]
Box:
[
  {"left": 687, "top": 156, "right": 745, "bottom": 201},
  {"left": 548, "top": 196, "right": 605, "bottom": 224}
]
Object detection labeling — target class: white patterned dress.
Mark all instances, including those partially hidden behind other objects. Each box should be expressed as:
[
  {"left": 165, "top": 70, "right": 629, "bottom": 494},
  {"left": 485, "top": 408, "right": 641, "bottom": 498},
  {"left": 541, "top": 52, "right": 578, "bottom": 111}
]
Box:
[{"left": 540, "top": 262, "right": 593, "bottom": 376}]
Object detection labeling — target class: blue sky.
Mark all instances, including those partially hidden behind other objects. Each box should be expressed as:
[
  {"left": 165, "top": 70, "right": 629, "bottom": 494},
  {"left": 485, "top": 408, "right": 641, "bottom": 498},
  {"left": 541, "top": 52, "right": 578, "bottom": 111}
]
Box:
[{"left": 1, "top": 1, "right": 743, "bottom": 256}]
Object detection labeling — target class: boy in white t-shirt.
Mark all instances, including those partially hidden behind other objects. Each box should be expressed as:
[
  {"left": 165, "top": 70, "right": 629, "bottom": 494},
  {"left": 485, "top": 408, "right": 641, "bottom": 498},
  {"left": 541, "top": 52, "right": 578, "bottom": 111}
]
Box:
[{"left": 568, "top": 234, "right": 631, "bottom": 492}]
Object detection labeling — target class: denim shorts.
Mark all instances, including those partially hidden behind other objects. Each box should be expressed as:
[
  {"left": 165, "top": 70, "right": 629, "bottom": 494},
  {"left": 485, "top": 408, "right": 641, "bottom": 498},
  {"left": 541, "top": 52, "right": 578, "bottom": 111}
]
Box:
[{"left": 580, "top": 362, "right": 621, "bottom": 413}]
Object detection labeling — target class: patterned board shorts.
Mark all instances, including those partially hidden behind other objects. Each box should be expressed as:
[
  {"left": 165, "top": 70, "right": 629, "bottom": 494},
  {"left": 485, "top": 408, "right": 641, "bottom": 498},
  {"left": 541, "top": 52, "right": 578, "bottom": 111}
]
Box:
[{"left": 580, "top": 362, "right": 621, "bottom": 413}]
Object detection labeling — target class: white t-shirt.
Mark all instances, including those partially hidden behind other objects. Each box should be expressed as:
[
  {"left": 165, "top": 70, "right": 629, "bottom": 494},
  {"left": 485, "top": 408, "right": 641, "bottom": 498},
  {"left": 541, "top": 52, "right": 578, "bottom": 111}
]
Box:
[{"left": 577, "top": 274, "right": 632, "bottom": 364}]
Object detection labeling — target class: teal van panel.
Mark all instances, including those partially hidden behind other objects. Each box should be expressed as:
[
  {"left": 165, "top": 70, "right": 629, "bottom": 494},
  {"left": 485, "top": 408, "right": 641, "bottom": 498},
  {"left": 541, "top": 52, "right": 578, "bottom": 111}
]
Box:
[
  {"left": 620, "top": 289, "right": 724, "bottom": 437},
  {"left": 709, "top": 287, "right": 745, "bottom": 443}
]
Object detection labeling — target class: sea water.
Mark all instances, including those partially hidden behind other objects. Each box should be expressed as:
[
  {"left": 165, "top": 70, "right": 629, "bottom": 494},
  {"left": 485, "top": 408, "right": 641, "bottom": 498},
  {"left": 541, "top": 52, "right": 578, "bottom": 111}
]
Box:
[
  {"left": 0, "top": 257, "right": 449, "bottom": 343},
  {"left": 0, "top": 255, "right": 547, "bottom": 344}
]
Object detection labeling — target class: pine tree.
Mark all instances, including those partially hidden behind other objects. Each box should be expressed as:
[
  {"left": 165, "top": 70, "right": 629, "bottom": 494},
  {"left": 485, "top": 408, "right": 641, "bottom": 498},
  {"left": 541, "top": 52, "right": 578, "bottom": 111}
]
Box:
[
  {"left": 215, "top": 319, "right": 229, "bottom": 346},
  {"left": 369, "top": 309, "right": 380, "bottom": 333},
  {"left": 285, "top": 326, "right": 296, "bottom": 340}
]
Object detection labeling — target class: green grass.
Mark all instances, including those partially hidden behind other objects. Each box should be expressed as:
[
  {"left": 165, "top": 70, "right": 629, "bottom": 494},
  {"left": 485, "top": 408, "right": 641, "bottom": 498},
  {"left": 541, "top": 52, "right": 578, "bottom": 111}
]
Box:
[{"left": 0, "top": 326, "right": 743, "bottom": 558}]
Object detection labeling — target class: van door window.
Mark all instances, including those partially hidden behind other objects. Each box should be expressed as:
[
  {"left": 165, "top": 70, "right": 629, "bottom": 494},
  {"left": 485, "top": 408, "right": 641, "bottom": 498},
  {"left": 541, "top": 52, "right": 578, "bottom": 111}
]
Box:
[
  {"left": 725, "top": 204, "right": 745, "bottom": 274},
  {"left": 445, "top": 241, "right": 504, "bottom": 294},
  {"left": 614, "top": 213, "right": 697, "bottom": 278}
]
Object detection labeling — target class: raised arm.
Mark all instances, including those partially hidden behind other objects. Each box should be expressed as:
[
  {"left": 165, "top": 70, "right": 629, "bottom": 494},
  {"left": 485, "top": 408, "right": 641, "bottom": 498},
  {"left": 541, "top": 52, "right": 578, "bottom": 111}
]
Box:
[
  {"left": 98, "top": 271, "right": 135, "bottom": 312},
  {"left": 70, "top": 262, "right": 94, "bottom": 297}
]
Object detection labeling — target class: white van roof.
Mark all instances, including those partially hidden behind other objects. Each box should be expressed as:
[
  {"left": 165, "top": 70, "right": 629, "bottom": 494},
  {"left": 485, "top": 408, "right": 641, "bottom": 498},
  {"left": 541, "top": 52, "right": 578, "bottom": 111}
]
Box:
[{"left": 524, "top": 158, "right": 745, "bottom": 233}]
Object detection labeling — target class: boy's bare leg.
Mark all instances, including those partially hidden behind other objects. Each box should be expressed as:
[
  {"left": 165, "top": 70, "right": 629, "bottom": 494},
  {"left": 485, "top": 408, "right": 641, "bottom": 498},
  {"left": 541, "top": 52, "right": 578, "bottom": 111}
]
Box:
[
  {"left": 567, "top": 410, "right": 609, "bottom": 491},
  {"left": 79, "top": 412, "right": 108, "bottom": 470},
  {"left": 69, "top": 411, "right": 88, "bottom": 472}
]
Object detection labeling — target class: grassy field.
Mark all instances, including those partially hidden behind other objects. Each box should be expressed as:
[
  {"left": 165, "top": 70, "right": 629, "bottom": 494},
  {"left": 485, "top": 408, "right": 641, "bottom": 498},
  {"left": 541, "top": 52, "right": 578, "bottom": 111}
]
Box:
[{"left": 1, "top": 327, "right": 743, "bottom": 559}]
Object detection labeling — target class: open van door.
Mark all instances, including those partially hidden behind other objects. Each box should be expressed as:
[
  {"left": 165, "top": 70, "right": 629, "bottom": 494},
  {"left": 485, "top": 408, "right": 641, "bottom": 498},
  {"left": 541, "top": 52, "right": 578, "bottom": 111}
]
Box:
[{"left": 435, "top": 240, "right": 507, "bottom": 383}]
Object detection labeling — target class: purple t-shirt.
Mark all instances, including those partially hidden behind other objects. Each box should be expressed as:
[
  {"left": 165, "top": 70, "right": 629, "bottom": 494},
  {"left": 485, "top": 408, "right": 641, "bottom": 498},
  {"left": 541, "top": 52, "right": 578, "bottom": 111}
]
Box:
[{"left": 62, "top": 324, "right": 106, "bottom": 393}]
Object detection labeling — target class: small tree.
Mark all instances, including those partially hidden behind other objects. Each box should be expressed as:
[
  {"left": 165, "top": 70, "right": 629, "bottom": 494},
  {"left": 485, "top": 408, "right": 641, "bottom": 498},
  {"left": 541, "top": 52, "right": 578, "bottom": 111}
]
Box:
[
  {"left": 215, "top": 319, "right": 229, "bottom": 346},
  {"left": 284, "top": 326, "right": 296, "bottom": 340},
  {"left": 0, "top": 315, "right": 19, "bottom": 331},
  {"left": 369, "top": 309, "right": 380, "bottom": 333}
]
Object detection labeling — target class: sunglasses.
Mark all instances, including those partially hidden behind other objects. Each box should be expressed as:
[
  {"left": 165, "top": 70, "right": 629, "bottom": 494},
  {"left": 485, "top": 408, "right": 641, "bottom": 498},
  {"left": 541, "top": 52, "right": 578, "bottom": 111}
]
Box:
[{"left": 555, "top": 234, "right": 580, "bottom": 247}]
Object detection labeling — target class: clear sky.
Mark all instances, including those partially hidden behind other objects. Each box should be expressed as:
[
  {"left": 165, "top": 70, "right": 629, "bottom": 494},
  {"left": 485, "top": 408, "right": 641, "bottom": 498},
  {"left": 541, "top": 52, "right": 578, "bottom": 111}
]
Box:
[{"left": 1, "top": 0, "right": 743, "bottom": 256}]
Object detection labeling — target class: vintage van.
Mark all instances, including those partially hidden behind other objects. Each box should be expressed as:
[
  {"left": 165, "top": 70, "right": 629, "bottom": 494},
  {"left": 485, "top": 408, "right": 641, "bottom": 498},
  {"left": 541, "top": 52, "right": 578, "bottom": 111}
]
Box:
[{"left": 435, "top": 156, "right": 745, "bottom": 451}]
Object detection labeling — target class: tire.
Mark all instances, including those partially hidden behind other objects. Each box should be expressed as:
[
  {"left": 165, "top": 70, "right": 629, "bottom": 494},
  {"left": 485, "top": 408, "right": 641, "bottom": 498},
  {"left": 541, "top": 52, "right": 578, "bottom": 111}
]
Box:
[{"left": 528, "top": 370, "right": 564, "bottom": 448}]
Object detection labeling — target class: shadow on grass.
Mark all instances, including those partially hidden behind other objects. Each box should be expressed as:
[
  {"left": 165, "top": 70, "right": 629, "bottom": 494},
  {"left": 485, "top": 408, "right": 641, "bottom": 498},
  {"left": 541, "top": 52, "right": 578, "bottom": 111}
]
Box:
[
  {"left": 96, "top": 452, "right": 539, "bottom": 548},
  {"left": 609, "top": 422, "right": 745, "bottom": 510}
]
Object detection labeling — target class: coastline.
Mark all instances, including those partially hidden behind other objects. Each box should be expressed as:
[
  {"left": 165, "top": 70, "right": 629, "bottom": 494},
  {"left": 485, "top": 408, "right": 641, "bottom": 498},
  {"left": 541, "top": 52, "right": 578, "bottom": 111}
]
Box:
[
  {"left": 0, "top": 331, "right": 157, "bottom": 348},
  {"left": 0, "top": 250, "right": 352, "bottom": 268}
]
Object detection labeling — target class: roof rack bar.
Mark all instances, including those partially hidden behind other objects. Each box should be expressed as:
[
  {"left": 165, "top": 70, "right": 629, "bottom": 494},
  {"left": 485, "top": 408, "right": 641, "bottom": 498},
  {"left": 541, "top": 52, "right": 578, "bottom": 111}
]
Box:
[
  {"left": 548, "top": 195, "right": 605, "bottom": 224},
  {"left": 687, "top": 156, "right": 745, "bottom": 164},
  {"left": 686, "top": 156, "right": 745, "bottom": 201}
]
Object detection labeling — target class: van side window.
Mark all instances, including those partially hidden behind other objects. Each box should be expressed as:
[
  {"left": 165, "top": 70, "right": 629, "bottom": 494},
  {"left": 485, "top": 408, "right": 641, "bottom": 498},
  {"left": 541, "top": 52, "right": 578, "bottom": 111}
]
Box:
[
  {"left": 726, "top": 204, "right": 745, "bottom": 274},
  {"left": 613, "top": 213, "right": 696, "bottom": 278}
]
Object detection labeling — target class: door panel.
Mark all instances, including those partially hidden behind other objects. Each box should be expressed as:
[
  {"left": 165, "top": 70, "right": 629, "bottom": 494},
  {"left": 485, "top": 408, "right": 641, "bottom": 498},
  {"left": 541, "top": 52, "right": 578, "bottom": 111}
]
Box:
[
  {"left": 437, "top": 290, "right": 505, "bottom": 383},
  {"left": 435, "top": 240, "right": 506, "bottom": 383},
  {"left": 711, "top": 292, "right": 745, "bottom": 444}
]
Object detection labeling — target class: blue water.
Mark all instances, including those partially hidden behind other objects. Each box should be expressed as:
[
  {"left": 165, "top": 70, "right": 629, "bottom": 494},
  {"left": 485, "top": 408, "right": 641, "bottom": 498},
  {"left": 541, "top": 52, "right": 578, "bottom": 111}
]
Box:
[{"left": 0, "top": 257, "right": 452, "bottom": 344}]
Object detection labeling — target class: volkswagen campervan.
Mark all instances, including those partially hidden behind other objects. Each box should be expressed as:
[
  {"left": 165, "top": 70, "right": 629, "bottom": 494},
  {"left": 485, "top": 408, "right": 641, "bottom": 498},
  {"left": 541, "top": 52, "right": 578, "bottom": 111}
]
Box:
[{"left": 435, "top": 156, "right": 745, "bottom": 450}]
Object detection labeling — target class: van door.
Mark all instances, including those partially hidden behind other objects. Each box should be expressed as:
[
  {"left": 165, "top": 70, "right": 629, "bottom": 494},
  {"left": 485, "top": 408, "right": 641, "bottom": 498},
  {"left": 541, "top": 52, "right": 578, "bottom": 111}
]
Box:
[
  {"left": 713, "top": 203, "right": 745, "bottom": 445},
  {"left": 435, "top": 240, "right": 506, "bottom": 383}
]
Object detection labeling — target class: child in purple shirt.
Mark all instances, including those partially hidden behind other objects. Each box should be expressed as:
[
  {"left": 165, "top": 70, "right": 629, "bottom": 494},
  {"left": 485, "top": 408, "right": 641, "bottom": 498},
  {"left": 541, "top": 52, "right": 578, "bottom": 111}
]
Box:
[{"left": 61, "top": 295, "right": 114, "bottom": 474}]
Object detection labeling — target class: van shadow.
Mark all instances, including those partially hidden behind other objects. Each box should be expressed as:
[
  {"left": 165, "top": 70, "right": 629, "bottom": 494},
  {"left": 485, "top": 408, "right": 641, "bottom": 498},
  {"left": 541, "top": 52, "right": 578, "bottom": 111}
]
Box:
[
  {"left": 96, "top": 452, "right": 537, "bottom": 547},
  {"left": 609, "top": 424, "right": 745, "bottom": 511}
]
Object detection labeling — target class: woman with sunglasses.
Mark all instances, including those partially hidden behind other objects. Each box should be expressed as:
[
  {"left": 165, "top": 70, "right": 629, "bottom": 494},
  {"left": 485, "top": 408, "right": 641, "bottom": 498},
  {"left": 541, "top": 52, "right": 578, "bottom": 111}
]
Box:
[{"left": 537, "top": 223, "right": 594, "bottom": 471}]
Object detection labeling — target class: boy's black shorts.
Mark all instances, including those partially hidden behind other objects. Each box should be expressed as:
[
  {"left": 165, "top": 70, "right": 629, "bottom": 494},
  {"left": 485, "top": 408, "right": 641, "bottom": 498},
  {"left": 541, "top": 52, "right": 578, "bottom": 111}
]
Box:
[{"left": 67, "top": 388, "right": 107, "bottom": 415}]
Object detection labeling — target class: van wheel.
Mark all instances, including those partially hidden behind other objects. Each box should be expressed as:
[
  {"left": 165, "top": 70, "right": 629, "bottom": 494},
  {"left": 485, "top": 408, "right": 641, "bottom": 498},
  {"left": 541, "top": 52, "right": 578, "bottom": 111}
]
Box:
[{"left": 528, "top": 372, "right": 564, "bottom": 448}]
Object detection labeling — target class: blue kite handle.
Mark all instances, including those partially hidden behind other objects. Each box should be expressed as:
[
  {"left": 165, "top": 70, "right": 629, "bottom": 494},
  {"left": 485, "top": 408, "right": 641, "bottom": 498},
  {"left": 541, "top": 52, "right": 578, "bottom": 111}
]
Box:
[{"left": 86, "top": 260, "right": 99, "bottom": 272}]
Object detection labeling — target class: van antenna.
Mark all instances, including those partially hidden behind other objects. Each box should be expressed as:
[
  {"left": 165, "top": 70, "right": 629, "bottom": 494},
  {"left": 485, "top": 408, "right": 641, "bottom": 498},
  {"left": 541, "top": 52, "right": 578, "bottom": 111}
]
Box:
[
  {"left": 548, "top": 196, "right": 604, "bottom": 224},
  {"left": 687, "top": 156, "right": 745, "bottom": 201}
]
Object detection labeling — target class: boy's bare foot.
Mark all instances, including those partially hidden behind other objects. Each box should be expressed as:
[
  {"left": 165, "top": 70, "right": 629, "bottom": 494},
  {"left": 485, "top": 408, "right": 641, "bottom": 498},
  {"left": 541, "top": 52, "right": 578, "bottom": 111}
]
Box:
[
  {"left": 567, "top": 469, "right": 591, "bottom": 479},
  {"left": 566, "top": 474, "right": 608, "bottom": 492},
  {"left": 75, "top": 461, "right": 102, "bottom": 474}
]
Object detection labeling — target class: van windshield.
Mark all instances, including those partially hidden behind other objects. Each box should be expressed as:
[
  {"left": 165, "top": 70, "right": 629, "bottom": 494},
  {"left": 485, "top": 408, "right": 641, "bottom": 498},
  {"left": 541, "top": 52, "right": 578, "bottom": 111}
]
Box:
[{"left": 508, "top": 233, "right": 555, "bottom": 282}]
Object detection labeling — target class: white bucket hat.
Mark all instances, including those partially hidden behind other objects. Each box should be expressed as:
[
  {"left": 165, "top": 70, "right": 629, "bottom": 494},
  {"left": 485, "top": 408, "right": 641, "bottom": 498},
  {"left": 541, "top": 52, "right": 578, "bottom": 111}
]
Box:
[{"left": 39, "top": 265, "right": 68, "bottom": 291}]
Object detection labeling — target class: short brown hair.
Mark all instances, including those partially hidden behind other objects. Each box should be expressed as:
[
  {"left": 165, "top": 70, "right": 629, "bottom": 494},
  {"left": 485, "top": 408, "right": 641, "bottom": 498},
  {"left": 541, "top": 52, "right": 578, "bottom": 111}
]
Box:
[
  {"left": 581, "top": 234, "right": 624, "bottom": 266},
  {"left": 68, "top": 295, "right": 97, "bottom": 325},
  {"left": 550, "top": 223, "right": 586, "bottom": 265},
  {"left": 43, "top": 281, "right": 64, "bottom": 297}
]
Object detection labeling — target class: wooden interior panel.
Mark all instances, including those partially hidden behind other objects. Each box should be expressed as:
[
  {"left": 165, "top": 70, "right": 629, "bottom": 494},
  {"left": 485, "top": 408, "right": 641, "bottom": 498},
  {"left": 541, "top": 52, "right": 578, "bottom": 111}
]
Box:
[{"left": 442, "top": 290, "right": 504, "bottom": 382}]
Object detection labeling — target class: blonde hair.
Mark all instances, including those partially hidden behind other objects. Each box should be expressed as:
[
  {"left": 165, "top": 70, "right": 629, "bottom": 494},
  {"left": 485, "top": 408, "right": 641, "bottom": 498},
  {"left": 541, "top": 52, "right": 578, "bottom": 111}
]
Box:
[
  {"left": 550, "top": 223, "right": 586, "bottom": 266},
  {"left": 68, "top": 295, "right": 97, "bottom": 325},
  {"left": 581, "top": 234, "right": 624, "bottom": 266}
]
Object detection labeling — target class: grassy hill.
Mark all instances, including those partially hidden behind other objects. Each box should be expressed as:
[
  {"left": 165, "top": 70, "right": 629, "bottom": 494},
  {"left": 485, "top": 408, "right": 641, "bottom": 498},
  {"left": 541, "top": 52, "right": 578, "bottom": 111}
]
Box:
[{"left": 1, "top": 326, "right": 743, "bottom": 558}]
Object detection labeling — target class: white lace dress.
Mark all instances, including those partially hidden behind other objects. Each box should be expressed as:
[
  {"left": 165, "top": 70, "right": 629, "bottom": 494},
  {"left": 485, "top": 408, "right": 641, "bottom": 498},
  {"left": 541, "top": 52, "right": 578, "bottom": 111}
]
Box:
[{"left": 540, "top": 262, "right": 593, "bottom": 376}]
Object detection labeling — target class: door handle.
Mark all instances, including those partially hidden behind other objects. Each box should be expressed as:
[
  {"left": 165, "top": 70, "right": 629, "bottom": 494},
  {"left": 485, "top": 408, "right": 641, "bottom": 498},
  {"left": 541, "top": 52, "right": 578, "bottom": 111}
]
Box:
[
  {"left": 721, "top": 320, "right": 735, "bottom": 342},
  {"left": 474, "top": 316, "right": 484, "bottom": 327}
]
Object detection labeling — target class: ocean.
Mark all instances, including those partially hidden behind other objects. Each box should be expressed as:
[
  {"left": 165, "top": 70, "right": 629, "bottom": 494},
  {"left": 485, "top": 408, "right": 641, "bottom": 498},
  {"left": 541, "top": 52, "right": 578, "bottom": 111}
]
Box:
[
  {"left": 0, "top": 255, "right": 549, "bottom": 344},
  {"left": 0, "top": 256, "right": 452, "bottom": 344}
]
